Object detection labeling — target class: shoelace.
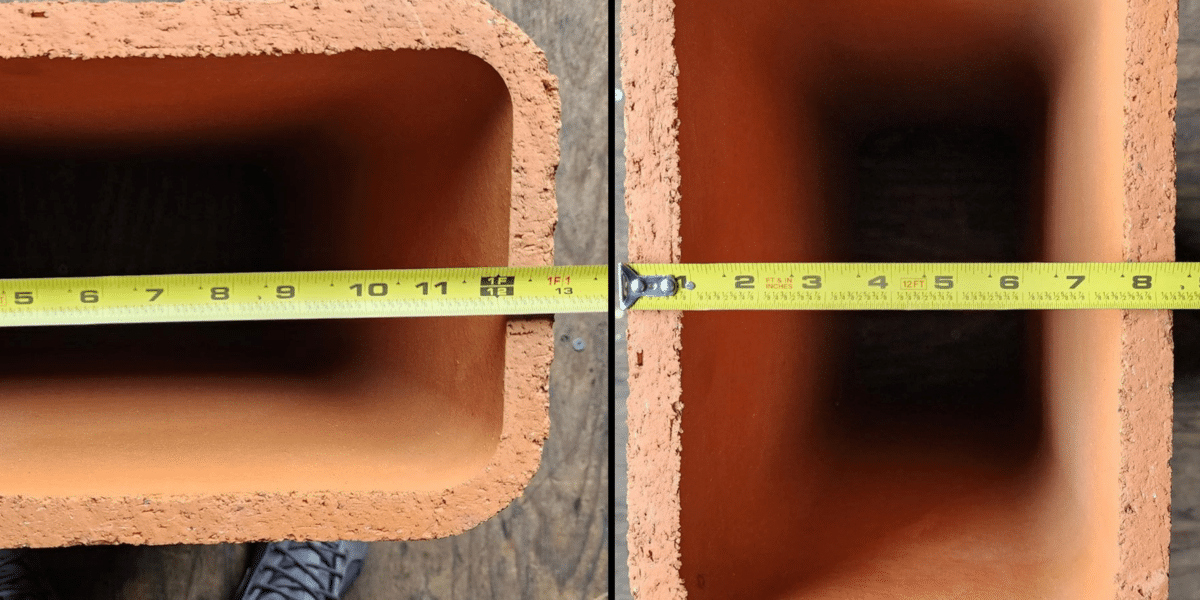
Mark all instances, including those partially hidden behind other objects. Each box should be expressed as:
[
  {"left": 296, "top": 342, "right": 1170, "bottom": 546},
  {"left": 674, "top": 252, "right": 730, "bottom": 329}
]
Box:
[
  {"left": 0, "top": 550, "right": 44, "bottom": 600},
  {"left": 250, "top": 542, "right": 349, "bottom": 600}
]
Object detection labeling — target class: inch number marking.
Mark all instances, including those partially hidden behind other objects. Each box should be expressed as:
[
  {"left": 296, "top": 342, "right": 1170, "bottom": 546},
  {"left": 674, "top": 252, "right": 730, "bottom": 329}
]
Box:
[
  {"left": 702, "top": 269, "right": 1176, "bottom": 297},
  {"left": 0, "top": 266, "right": 605, "bottom": 321},
  {"left": 415, "top": 281, "right": 448, "bottom": 295},
  {"left": 351, "top": 283, "right": 389, "bottom": 297}
]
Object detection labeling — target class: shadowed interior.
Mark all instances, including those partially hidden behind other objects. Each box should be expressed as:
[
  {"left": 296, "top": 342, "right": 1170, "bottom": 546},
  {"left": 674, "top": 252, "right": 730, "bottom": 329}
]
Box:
[
  {"left": 0, "top": 49, "right": 513, "bottom": 496},
  {"left": 675, "top": 1, "right": 1123, "bottom": 598}
]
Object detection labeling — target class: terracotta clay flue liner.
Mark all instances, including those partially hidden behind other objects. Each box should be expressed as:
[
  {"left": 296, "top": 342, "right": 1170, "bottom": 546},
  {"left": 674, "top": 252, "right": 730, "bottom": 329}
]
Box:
[
  {"left": 624, "top": 0, "right": 1175, "bottom": 598},
  {"left": 0, "top": 0, "right": 559, "bottom": 546}
]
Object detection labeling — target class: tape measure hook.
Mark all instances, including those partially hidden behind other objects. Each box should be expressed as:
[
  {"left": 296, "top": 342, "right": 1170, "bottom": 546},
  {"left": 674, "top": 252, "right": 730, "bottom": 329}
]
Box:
[{"left": 619, "top": 263, "right": 678, "bottom": 310}]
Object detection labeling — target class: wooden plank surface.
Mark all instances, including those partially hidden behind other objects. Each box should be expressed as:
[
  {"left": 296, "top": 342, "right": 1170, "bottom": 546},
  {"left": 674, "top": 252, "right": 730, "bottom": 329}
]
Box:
[
  {"left": 1173, "top": 0, "right": 1200, "bottom": 597},
  {"left": 14, "top": 0, "right": 609, "bottom": 598},
  {"left": 613, "top": 0, "right": 631, "bottom": 596}
]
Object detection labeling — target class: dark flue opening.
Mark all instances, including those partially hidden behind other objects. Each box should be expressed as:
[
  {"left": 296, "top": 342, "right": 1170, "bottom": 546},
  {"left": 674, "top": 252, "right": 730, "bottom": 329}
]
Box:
[
  {"left": 828, "top": 125, "right": 1043, "bottom": 464},
  {"left": 847, "top": 126, "right": 1032, "bottom": 262},
  {"left": 671, "top": 2, "right": 1093, "bottom": 596},
  {"left": 0, "top": 148, "right": 358, "bottom": 379}
]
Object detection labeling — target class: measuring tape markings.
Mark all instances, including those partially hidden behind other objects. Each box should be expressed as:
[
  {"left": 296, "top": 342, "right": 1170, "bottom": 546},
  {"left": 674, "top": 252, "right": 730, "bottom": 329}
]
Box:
[
  {"left": 9, "top": 261, "right": 1200, "bottom": 324},
  {"left": 0, "top": 265, "right": 608, "bottom": 326},
  {"left": 625, "top": 262, "right": 1200, "bottom": 310}
]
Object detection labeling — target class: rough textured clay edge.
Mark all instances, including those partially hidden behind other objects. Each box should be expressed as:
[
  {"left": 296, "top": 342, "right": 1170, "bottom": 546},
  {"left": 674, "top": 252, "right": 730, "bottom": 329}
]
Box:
[
  {"left": 1117, "top": 0, "right": 1176, "bottom": 597},
  {"left": 0, "top": 0, "right": 559, "bottom": 547},
  {"left": 621, "top": 0, "right": 1178, "bottom": 598},
  {"left": 622, "top": 0, "right": 685, "bottom": 597}
]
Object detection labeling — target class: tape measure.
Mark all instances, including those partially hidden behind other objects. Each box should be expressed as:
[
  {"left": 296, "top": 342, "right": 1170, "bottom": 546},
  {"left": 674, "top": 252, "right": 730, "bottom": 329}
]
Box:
[
  {"left": 0, "top": 265, "right": 607, "bottom": 327},
  {"left": 620, "top": 262, "right": 1200, "bottom": 311},
  {"left": 12, "top": 260, "right": 1200, "bottom": 326}
]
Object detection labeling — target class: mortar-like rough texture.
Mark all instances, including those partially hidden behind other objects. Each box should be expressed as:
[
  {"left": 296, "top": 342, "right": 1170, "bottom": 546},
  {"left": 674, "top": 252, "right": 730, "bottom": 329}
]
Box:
[
  {"left": 0, "top": 0, "right": 559, "bottom": 547},
  {"left": 623, "top": 0, "right": 1175, "bottom": 598}
]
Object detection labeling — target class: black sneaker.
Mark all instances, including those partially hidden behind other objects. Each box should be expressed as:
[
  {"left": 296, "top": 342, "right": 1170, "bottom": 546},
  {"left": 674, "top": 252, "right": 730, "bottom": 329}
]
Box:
[
  {"left": 234, "top": 541, "right": 368, "bottom": 600},
  {"left": 0, "top": 549, "right": 54, "bottom": 600}
]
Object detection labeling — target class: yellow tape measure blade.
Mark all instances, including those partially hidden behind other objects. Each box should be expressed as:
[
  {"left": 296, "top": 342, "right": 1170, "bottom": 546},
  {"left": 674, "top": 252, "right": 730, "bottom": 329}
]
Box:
[
  {"left": 624, "top": 263, "right": 1200, "bottom": 310},
  {"left": 0, "top": 265, "right": 608, "bottom": 326}
]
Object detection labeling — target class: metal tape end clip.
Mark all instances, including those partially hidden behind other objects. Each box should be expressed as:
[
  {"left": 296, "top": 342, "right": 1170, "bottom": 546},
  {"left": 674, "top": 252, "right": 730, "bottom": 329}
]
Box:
[{"left": 619, "top": 264, "right": 677, "bottom": 310}]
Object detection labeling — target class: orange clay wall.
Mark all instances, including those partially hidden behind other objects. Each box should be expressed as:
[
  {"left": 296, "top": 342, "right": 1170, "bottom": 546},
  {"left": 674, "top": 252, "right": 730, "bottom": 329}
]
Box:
[{"left": 624, "top": 0, "right": 1175, "bottom": 598}]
